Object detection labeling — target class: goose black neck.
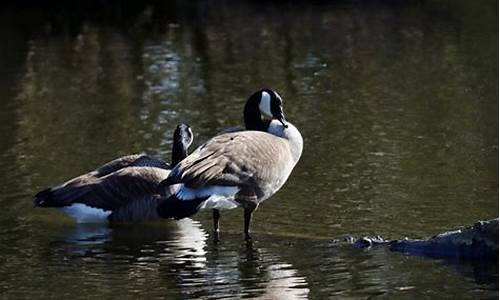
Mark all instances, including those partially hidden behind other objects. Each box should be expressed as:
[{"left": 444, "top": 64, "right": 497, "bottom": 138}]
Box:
[
  {"left": 244, "top": 95, "right": 269, "bottom": 131},
  {"left": 171, "top": 142, "right": 188, "bottom": 167}
]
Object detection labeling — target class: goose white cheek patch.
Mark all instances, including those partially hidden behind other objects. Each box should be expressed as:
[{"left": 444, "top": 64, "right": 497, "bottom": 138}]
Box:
[{"left": 259, "top": 91, "right": 273, "bottom": 118}]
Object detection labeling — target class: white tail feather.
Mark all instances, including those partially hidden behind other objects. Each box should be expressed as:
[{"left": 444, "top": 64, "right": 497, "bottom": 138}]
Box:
[{"left": 60, "top": 204, "right": 111, "bottom": 223}]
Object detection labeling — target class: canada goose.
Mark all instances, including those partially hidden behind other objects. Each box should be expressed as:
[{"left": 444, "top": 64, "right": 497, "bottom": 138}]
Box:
[
  {"left": 33, "top": 123, "right": 194, "bottom": 223},
  {"left": 157, "top": 89, "right": 303, "bottom": 239}
]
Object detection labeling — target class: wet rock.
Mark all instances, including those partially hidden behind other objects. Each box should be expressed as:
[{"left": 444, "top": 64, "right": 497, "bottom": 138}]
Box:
[
  {"left": 353, "top": 235, "right": 387, "bottom": 249},
  {"left": 329, "top": 234, "right": 356, "bottom": 245},
  {"left": 388, "top": 218, "right": 498, "bottom": 260},
  {"left": 331, "top": 219, "right": 498, "bottom": 261}
]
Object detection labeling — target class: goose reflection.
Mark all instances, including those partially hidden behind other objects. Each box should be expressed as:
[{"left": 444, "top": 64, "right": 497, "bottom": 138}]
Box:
[
  {"left": 58, "top": 220, "right": 309, "bottom": 299},
  {"left": 234, "top": 243, "right": 310, "bottom": 299},
  {"left": 63, "top": 224, "right": 113, "bottom": 246}
]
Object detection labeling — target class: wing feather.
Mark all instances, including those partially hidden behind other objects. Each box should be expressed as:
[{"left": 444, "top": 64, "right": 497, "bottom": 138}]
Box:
[
  {"left": 80, "top": 167, "right": 170, "bottom": 210},
  {"left": 169, "top": 131, "right": 290, "bottom": 190},
  {"left": 96, "top": 154, "right": 169, "bottom": 177},
  {"left": 35, "top": 153, "right": 172, "bottom": 208}
]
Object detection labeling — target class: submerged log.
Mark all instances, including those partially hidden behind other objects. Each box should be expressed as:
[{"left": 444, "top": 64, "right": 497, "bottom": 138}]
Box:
[{"left": 331, "top": 218, "right": 498, "bottom": 261}]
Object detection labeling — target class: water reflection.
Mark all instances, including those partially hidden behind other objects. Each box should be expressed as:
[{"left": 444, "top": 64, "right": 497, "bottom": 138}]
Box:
[
  {"left": 0, "top": 218, "right": 497, "bottom": 299},
  {"left": 54, "top": 220, "right": 310, "bottom": 299},
  {"left": 64, "top": 224, "right": 112, "bottom": 246}
]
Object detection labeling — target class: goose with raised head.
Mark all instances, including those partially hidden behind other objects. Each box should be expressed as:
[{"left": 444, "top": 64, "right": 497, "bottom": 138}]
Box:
[
  {"left": 157, "top": 89, "right": 302, "bottom": 239},
  {"left": 33, "top": 123, "right": 194, "bottom": 223}
]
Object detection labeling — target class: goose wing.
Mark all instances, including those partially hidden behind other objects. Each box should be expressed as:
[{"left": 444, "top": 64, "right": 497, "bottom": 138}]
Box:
[
  {"left": 34, "top": 155, "right": 171, "bottom": 210},
  {"left": 79, "top": 166, "right": 171, "bottom": 210},
  {"left": 96, "top": 154, "right": 170, "bottom": 177},
  {"left": 169, "top": 131, "right": 291, "bottom": 191},
  {"left": 108, "top": 194, "right": 164, "bottom": 223}
]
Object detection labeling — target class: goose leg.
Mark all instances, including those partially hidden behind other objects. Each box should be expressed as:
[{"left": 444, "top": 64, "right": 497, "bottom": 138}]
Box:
[
  {"left": 213, "top": 209, "right": 220, "bottom": 232},
  {"left": 212, "top": 209, "right": 221, "bottom": 242},
  {"left": 244, "top": 205, "right": 256, "bottom": 240}
]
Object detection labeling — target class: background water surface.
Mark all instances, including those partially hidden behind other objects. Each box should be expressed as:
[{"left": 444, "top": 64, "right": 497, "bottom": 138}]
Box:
[{"left": 0, "top": 0, "right": 498, "bottom": 299}]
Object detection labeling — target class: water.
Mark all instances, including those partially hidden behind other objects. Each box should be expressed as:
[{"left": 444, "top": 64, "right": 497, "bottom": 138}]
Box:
[{"left": 0, "top": 0, "right": 498, "bottom": 298}]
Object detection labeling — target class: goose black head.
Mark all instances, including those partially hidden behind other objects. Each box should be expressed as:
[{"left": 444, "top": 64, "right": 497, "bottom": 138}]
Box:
[
  {"left": 244, "top": 89, "right": 288, "bottom": 131},
  {"left": 172, "top": 123, "right": 193, "bottom": 166},
  {"left": 174, "top": 123, "right": 193, "bottom": 148}
]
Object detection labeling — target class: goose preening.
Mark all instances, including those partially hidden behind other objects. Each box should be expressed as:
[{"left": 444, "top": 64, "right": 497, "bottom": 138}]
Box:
[
  {"left": 157, "top": 89, "right": 303, "bottom": 239},
  {"left": 33, "top": 88, "right": 287, "bottom": 225},
  {"left": 33, "top": 123, "right": 194, "bottom": 223}
]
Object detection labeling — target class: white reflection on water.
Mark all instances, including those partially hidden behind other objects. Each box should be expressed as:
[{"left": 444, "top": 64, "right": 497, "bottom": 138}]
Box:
[
  {"left": 158, "top": 218, "right": 208, "bottom": 269},
  {"left": 261, "top": 263, "right": 309, "bottom": 299},
  {"left": 59, "top": 219, "right": 309, "bottom": 299},
  {"left": 142, "top": 42, "right": 181, "bottom": 98}
]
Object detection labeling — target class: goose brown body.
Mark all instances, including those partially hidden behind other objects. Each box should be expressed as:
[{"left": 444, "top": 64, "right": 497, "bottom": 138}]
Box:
[
  {"left": 157, "top": 119, "right": 303, "bottom": 239},
  {"left": 170, "top": 130, "right": 297, "bottom": 200},
  {"left": 33, "top": 124, "right": 193, "bottom": 223}
]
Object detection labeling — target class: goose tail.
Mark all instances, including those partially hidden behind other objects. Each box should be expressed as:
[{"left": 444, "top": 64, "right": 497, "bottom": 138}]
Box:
[
  {"left": 34, "top": 188, "right": 61, "bottom": 207},
  {"left": 156, "top": 193, "right": 207, "bottom": 220}
]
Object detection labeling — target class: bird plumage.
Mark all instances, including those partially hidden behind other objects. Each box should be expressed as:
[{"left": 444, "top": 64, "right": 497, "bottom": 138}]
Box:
[
  {"left": 157, "top": 119, "right": 303, "bottom": 239},
  {"left": 33, "top": 123, "right": 193, "bottom": 223}
]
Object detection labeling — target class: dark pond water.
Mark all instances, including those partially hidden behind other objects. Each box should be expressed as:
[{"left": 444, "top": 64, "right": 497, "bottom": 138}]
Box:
[{"left": 0, "top": 0, "right": 498, "bottom": 298}]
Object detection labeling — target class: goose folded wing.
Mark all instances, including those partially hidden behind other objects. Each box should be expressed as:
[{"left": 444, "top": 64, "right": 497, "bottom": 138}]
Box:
[
  {"left": 95, "top": 154, "right": 170, "bottom": 177},
  {"left": 170, "top": 131, "right": 289, "bottom": 189},
  {"left": 50, "top": 166, "right": 170, "bottom": 211}
]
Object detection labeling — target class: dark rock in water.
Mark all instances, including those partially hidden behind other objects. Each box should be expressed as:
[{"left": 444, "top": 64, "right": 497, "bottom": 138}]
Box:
[
  {"left": 331, "top": 219, "right": 498, "bottom": 261},
  {"left": 353, "top": 235, "right": 387, "bottom": 249},
  {"left": 388, "top": 219, "right": 498, "bottom": 260},
  {"left": 329, "top": 234, "right": 356, "bottom": 245}
]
